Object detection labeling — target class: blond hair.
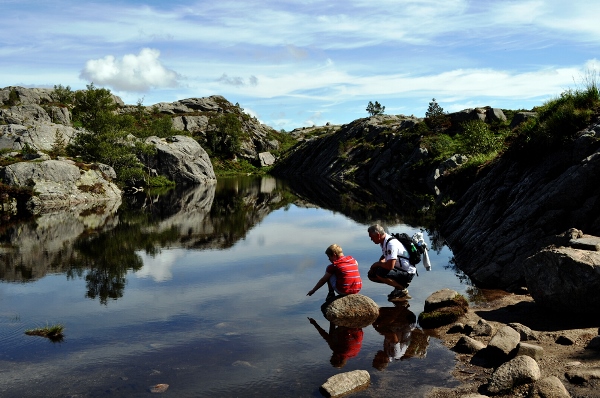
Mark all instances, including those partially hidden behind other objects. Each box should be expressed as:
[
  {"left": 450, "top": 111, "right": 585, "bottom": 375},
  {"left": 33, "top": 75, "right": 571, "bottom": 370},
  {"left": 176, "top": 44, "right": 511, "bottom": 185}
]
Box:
[{"left": 325, "top": 244, "right": 344, "bottom": 257}]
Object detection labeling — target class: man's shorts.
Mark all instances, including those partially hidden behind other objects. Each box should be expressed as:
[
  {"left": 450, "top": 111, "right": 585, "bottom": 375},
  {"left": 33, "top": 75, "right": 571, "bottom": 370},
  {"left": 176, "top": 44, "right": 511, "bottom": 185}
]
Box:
[{"left": 369, "top": 267, "right": 415, "bottom": 287}]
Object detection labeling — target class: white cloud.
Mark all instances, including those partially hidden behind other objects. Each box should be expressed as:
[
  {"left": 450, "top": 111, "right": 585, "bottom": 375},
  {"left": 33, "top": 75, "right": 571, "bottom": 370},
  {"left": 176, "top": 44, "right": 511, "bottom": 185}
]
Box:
[{"left": 80, "top": 48, "right": 180, "bottom": 92}]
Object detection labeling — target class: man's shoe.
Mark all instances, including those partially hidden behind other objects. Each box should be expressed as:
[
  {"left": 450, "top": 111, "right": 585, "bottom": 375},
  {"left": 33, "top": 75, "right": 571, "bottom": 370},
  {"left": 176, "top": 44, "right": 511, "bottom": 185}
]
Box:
[
  {"left": 326, "top": 292, "right": 336, "bottom": 301},
  {"left": 388, "top": 288, "right": 411, "bottom": 301}
]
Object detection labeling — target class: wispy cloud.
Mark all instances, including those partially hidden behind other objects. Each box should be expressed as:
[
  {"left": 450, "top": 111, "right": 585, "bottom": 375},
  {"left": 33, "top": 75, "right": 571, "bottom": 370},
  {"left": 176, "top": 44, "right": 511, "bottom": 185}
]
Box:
[{"left": 1, "top": 0, "right": 600, "bottom": 129}]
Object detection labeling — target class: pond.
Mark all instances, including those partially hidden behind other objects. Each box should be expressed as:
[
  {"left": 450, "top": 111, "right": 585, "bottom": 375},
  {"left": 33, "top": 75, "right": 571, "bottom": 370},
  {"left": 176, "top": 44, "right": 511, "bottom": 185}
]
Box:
[{"left": 0, "top": 176, "right": 475, "bottom": 397}]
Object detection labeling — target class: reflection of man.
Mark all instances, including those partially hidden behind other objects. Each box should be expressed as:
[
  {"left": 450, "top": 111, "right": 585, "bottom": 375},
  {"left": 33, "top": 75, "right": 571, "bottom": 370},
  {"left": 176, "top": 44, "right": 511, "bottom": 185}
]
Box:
[
  {"left": 367, "top": 224, "right": 416, "bottom": 301},
  {"left": 308, "top": 318, "right": 364, "bottom": 368},
  {"left": 371, "top": 304, "right": 418, "bottom": 371}
]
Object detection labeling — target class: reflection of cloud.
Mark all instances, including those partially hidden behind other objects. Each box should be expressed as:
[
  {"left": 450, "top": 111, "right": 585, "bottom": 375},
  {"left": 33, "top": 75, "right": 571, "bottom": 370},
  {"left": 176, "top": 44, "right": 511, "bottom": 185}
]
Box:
[{"left": 135, "top": 251, "right": 181, "bottom": 282}]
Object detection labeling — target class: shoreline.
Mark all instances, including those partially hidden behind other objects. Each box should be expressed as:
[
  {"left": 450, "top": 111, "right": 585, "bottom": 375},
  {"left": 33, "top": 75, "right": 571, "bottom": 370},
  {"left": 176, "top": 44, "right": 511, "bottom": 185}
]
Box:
[{"left": 425, "top": 290, "right": 600, "bottom": 397}]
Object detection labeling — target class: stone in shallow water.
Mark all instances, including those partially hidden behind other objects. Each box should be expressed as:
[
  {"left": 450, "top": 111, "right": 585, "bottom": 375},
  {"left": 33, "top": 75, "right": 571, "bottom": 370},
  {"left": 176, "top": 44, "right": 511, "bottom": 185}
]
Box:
[
  {"left": 149, "top": 383, "right": 169, "bottom": 393},
  {"left": 320, "top": 369, "right": 370, "bottom": 397}
]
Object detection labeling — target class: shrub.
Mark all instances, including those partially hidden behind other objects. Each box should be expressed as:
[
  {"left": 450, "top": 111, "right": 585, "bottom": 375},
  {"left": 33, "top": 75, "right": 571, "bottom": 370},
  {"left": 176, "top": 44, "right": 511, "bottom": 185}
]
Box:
[
  {"left": 519, "top": 84, "right": 599, "bottom": 149},
  {"left": 206, "top": 113, "right": 242, "bottom": 158},
  {"left": 456, "top": 120, "right": 503, "bottom": 155},
  {"left": 52, "top": 84, "right": 74, "bottom": 105},
  {"left": 6, "top": 88, "right": 20, "bottom": 106}
]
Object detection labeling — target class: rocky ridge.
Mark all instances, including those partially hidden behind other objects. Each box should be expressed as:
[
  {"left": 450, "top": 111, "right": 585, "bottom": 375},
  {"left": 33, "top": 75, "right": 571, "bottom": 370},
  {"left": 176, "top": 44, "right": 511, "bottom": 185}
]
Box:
[{"left": 0, "top": 86, "right": 284, "bottom": 213}]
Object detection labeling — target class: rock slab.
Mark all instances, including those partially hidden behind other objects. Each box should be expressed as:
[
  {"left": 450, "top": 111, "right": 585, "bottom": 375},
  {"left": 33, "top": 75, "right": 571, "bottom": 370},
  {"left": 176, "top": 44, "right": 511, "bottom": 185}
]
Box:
[{"left": 321, "top": 369, "right": 370, "bottom": 398}]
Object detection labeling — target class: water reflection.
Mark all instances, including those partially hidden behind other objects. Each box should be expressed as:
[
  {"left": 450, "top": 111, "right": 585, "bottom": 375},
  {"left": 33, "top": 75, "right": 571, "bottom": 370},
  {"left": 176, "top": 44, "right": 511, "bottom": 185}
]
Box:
[
  {"left": 0, "top": 175, "right": 467, "bottom": 397},
  {"left": 0, "top": 177, "right": 296, "bottom": 304},
  {"left": 283, "top": 176, "right": 432, "bottom": 227},
  {"left": 372, "top": 303, "right": 429, "bottom": 370},
  {"left": 308, "top": 317, "right": 364, "bottom": 368}
]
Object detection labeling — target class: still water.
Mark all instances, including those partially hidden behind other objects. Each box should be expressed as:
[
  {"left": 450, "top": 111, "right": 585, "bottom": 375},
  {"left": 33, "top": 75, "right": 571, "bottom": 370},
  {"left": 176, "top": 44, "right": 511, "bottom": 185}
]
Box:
[{"left": 0, "top": 176, "right": 472, "bottom": 397}]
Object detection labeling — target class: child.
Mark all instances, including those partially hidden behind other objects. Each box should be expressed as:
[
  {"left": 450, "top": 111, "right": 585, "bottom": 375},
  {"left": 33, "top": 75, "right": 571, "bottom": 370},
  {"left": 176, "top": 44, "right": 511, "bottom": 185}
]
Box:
[{"left": 307, "top": 244, "right": 362, "bottom": 301}]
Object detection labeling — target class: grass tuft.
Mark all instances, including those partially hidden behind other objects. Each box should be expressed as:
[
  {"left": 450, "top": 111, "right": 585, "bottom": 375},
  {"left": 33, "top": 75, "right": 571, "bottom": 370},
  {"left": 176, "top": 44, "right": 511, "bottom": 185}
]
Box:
[{"left": 25, "top": 323, "right": 65, "bottom": 342}]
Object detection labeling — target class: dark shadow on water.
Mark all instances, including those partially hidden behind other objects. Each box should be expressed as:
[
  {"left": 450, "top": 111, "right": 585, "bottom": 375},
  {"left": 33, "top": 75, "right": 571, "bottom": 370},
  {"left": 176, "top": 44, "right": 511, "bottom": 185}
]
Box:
[{"left": 476, "top": 300, "right": 600, "bottom": 331}]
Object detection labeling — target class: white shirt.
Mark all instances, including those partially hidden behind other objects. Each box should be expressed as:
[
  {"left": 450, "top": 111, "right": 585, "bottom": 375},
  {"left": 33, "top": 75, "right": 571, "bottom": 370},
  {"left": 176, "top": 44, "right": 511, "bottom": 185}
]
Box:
[{"left": 381, "top": 233, "right": 416, "bottom": 274}]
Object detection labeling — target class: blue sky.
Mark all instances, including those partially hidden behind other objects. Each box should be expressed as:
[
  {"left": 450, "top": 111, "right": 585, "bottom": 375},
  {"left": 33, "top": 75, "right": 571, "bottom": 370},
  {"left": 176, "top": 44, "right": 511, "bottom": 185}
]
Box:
[{"left": 1, "top": 0, "right": 599, "bottom": 131}]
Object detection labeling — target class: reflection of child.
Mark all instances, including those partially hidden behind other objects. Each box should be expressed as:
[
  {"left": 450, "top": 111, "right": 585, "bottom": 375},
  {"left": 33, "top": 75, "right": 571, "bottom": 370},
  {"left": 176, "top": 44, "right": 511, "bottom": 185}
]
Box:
[
  {"left": 308, "top": 318, "right": 364, "bottom": 368},
  {"left": 307, "top": 244, "right": 362, "bottom": 301}
]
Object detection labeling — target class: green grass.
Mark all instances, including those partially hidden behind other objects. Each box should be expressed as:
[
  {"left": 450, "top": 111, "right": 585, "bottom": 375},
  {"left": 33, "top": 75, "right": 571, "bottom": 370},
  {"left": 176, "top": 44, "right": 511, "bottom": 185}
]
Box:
[{"left": 25, "top": 323, "right": 65, "bottom": 341}]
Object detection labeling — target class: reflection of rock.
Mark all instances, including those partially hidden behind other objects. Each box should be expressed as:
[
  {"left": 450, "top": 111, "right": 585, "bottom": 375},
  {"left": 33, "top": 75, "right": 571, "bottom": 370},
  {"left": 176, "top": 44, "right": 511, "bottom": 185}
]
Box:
[
  {"left": 129, "top": 176, "right": 293, "bottom": 250},
  {"left": 0, "top": 201, "right": 120, "bottom": 282},
  {"left": 145, "top": 183, "right": 216, "bottom": 238},
  {"left": 321, "top": 294, "right": 379, "bottom": 328},
  {"left": 282, "top": 176, "right": 410, "bottom": 225}
]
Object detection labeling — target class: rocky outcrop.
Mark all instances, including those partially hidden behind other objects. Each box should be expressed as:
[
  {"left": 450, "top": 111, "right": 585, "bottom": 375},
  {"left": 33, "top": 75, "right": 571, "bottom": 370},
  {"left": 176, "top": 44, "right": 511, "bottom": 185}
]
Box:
[
  {"left": 449, "top": 107, "right": 507, "bottom": 125},
  {"left": 272, "top": 114, "right": 424, "bottom": 188},
  {"left": 144, "top": 135, "right": 216, "bottom": 184},
  {"left": 138, "top": 95, "right": 281, "bottom": 162},
  {"left": 0, "top": 159, "right": 121, "bottom": 213},
  {"left": 440, "top": 117, "right": 600, "bottom": 292},
  {"left": 524, "top": 234, "right": 600, "bottom": 314}
]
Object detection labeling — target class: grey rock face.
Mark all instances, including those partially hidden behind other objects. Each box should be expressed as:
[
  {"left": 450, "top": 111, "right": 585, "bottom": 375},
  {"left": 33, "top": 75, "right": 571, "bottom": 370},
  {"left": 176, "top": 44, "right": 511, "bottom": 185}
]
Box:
[
  {"left": 524, "top": 246, "right": 600, "bottom": 313},
  {"left": 440, "top": 129, "right": 600, "bottom": 292},
  {"left": 144, "top": 135, "right": 216, "bottom": 184},
  {"left": 1, "top": 159, "right": 121, "bottom": 213},
  {"left": 424, "top": 288, "right": 460, "bottom": 312},
  {"left": 258, "top": 152, "right": 276, "bottom": 167},
  {"left": 516, "top": 342, "right": 544, "bottom": 361}
]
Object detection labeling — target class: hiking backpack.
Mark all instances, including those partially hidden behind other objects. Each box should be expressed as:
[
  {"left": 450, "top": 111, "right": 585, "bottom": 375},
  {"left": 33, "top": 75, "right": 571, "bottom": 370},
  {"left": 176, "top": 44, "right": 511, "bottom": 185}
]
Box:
[{"left": 388, "top": 232, "right": 425, "bottom": 266}]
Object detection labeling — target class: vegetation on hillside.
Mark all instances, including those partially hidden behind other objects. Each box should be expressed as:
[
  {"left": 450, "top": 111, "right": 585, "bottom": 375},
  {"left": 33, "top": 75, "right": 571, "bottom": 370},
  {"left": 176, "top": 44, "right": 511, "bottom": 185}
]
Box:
[{"left": 35, "top": 84, "right": 292, "bottom": 185}]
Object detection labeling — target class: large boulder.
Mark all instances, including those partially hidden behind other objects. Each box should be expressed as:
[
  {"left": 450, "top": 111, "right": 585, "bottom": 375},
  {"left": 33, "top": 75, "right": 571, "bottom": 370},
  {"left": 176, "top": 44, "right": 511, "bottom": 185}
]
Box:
[
  {"left": 321, "top": 294, "right": 379, "bottom": 328},
  {"left": 524, "top": 239, "right": 600, "bottom": 314},
  {"left": 486, "top": 355, "right": 541, "bottom": 394},
  {"left": 418, "top": 289, "right": 469, "bottom": 329},
  {"left": 144, "top": 135, "right": 216, "bottom": 184},
  {"left": 487, "top": 325, "right": 521, "bottom": 361},
  {"left": 0, "top": 159, "right": 121, "bottom": 213}
]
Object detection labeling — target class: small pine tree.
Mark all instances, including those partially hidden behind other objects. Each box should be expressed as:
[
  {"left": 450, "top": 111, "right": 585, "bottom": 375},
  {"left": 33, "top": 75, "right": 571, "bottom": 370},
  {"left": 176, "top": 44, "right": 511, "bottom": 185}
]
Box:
[
  {"left": 7, "top": 88, "right": 20, "bottom": 106},
  {"left": 425, "top": 98, "right": 449, "bottom": 131},
  {"left": 366, "top": 101, "right": 385, "bottom": 116},
  {"left": 50, "top": 130, "right": 67, "bottom": 157}
]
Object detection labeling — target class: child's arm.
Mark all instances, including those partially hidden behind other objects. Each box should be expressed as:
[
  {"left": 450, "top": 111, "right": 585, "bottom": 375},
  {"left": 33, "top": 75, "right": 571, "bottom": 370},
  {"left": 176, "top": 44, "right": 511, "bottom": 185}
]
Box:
[{"left": 307, "top": 272, "right": 332, "bottom": 296}]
